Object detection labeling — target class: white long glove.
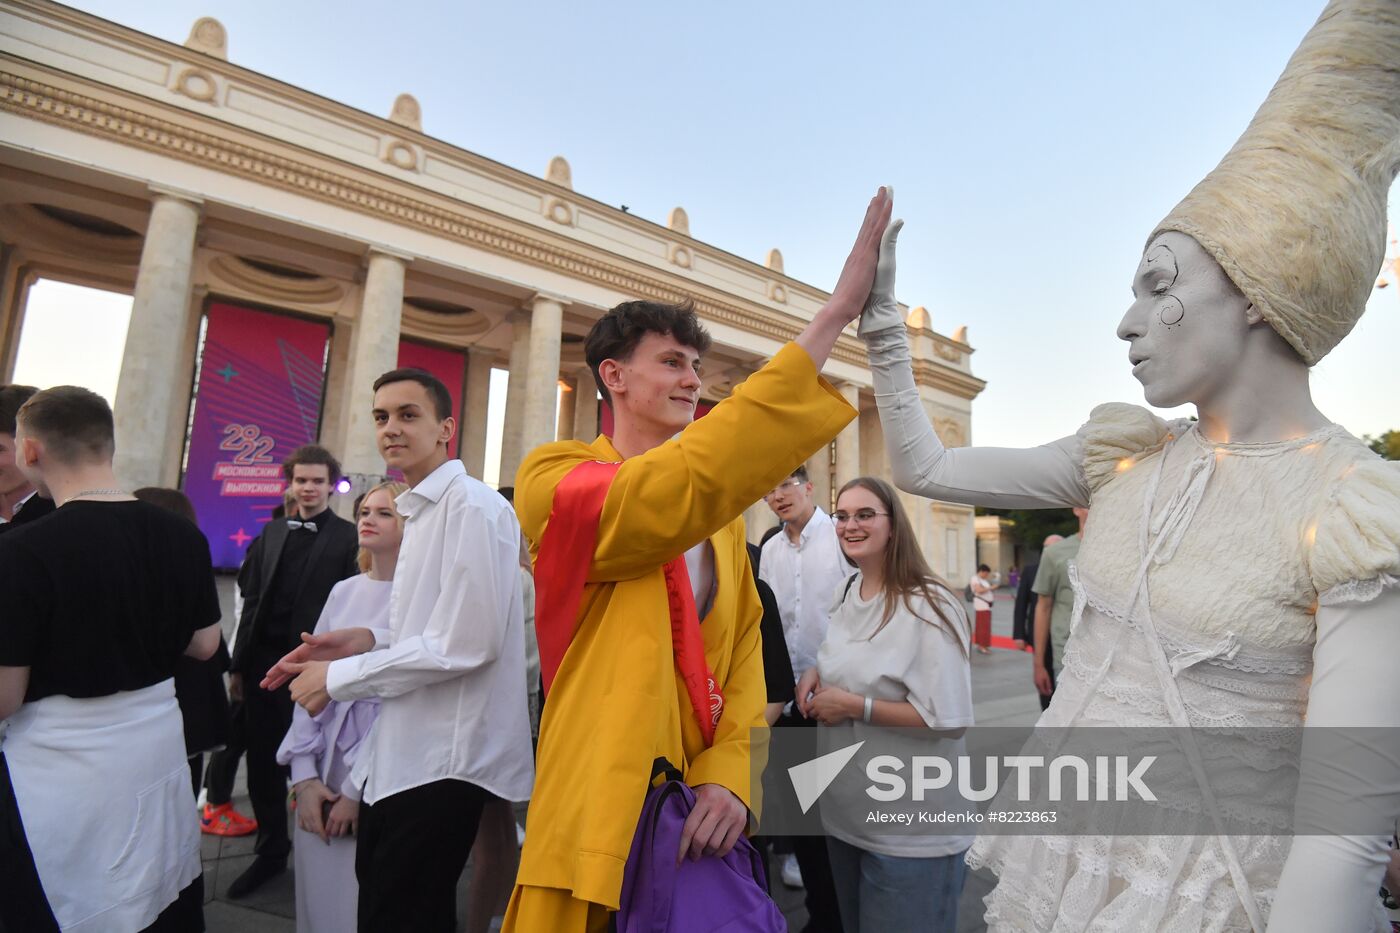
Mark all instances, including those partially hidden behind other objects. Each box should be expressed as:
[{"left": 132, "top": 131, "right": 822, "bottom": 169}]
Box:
[{"left": 857, "top": 214, "right": 905, "bottom": 338}]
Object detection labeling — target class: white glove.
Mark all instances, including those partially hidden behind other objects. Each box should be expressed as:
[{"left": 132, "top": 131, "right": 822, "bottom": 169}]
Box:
[{"left": 858, "top": 216, "right": 905, "bottom": 338}]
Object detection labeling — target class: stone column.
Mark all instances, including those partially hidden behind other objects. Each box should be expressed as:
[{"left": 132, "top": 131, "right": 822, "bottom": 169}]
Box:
[
  {"left": 834, "top": 382, "right": 862, "bottom": 490},
  {"left": 158, "top": 284, "right": 208, "bottom": 487},
  {"left": 521, "top": 294, "right": 564, "bottom": 458},
  {"left": 340, "top": 248, "right": 408, "bottom": 481},
  {"left": 744, "top": 500, "right": 774, "bottom": 546},
  {"left": 113, "top": 191, "right": 201, "bottom": 489},
  {"left": 0, "top": 245, "right": 30, "bottom": 381},
  {"left": 572, "top": 364, "right": 599, "bottom": 441},
  {"left": 317, "top": 312, "right": 356, "bottom": 459},
  {"left": 498, "top": 311, "right": 531, "bottom": 485},
  {"left": 459, "top": 346, "right": 493, "bottom": 479},
  {"left": 555, "top": 373, "right": 577, "bottom": 441},
  {"left": 806, "top": 444, "right": 832, "bottom": 514}
]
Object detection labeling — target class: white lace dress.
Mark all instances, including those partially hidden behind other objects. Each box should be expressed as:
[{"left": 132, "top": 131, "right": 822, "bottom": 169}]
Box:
[{"left": 862, "top": 326, "right": 1400, "bottom": 933}]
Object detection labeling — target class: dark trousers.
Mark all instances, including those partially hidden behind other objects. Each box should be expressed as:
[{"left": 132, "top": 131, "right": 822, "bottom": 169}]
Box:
[
  {"left": 777, "top": 710, "right": 846, "bottom": 933},
  {"left": 203, "top": 712, "right": 244, "bottom": 805},
  {"left": 356, "top": 779, "right": 490, "bottom": 933},
  {"left": 0, "top": 752, "right": 59, "bottom": 933},
  {"left": 242, "top": 665, "right": 294, "bottom": 861}
]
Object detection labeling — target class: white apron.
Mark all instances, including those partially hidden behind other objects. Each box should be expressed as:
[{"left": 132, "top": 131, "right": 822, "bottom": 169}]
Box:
[{"left": 2, "top": 679, "right": 201, "bottom": 932}]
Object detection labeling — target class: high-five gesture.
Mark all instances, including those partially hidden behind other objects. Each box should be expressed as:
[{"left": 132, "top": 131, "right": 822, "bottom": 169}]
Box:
[
  {"left": 858, "top": 215, "right": 904, "bottom": 337},
  {"left": 794, "top": 187, "right": 893, "bottom": 367}
]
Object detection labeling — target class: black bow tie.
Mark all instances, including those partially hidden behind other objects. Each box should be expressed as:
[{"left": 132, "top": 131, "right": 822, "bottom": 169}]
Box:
[{"left": 287, "top": 519, "right": 318, "bottom": 533}]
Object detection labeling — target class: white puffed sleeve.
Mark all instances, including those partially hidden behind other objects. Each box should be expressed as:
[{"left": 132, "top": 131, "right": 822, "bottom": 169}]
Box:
[
  {"left": 1308, "top": 457, "right": 1400, "bottom": 605},
  {"left": 1075, "top": 402, "right": 1173, "bottom": 495},
  {"left": 1270, "top": 461, "right": 1400, "bottom": 932}
]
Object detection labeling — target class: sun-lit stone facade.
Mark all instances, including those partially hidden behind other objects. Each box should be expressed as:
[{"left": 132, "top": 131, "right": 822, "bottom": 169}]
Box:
[{"left": 0, "top": 1, "right": 985, "bottom": 576}]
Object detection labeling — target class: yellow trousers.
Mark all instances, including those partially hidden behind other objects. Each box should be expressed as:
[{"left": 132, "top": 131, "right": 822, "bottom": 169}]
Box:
[{"left": 502, "top": 885, "right": 611, "bottom": 933}]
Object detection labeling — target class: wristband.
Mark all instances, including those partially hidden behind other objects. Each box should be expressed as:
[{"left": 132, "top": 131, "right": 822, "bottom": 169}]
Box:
[{"left": 862, "top": 696, "right": 874, "bottom": 723}]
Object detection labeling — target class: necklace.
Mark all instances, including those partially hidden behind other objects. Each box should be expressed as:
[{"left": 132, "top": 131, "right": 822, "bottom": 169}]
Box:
[{"left": 68, "top": 488, "right": 126, "bottom": 500}]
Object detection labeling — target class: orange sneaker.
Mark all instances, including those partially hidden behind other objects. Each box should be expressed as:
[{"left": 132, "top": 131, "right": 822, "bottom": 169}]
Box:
[{"left": 201, "top": 801, "right": 258, "bottom": 837}]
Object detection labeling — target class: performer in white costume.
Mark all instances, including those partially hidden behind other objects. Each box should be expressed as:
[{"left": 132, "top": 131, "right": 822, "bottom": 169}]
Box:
[{"left": 859, "top": 1, "right": 1400, "bottom": 930}]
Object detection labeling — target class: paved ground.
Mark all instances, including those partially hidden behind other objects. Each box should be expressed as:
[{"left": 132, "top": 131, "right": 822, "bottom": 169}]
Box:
[{"left": 203, "top": 580, "right": 1042, "bottom": 931}]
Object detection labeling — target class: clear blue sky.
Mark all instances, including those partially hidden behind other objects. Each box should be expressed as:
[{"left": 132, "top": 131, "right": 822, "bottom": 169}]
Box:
[{"left": 49, "top": 0, "right": 1400, "bottom": 447}]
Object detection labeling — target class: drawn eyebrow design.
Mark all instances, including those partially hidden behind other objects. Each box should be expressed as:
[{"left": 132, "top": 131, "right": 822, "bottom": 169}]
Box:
[{"left": 1142, "top": 244, "right": 1179, "bottom": 287}]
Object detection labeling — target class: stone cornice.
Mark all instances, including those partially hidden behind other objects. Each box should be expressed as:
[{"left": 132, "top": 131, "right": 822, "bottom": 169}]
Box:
[
  {"left": 912, "top": 358, "right": 987, "bottom": 399},
  {"left": 0, "top": 65, "right": 984, "bottom": 400},
  {"left": 0, "top": 0, "right": 838, "bottom": 303}
]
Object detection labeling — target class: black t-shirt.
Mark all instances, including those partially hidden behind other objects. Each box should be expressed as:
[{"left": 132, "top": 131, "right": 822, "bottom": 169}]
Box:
[{"left": 0, "top": 500, "right": 221, "bottom": 703}]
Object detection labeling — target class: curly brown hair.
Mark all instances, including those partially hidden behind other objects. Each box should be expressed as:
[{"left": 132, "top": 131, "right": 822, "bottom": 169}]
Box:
[{"left": 584, "top": 300, "right": 712, "bottom": 405}]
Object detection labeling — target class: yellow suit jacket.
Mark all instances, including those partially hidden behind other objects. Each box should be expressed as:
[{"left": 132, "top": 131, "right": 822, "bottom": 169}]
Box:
[{"left": 513, "top": 342, "right": 855, "bottom": 909}]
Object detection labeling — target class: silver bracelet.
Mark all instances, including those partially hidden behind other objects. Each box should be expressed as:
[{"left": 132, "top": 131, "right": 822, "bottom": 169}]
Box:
[{"left": 862, "top": 696, "right": 874, "bottom": 723}]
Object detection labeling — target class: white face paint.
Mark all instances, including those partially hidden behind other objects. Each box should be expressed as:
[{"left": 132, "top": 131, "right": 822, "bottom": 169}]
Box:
[{"left": 1116, "top": 231, "right": 1255, "bottom": 409}]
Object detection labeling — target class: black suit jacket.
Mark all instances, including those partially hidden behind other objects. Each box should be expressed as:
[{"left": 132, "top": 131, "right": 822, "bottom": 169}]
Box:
[
  {"left": 0, "top": 493, "right": 55, "bottom": 535},
  {"left": 229, "top": 509, "right": 360, "bottom": 673},
  {"left": 1012, "top": 561, "right": 1040, "bottom": 644}
]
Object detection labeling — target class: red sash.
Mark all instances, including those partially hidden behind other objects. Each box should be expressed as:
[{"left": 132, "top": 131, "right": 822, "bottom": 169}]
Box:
[{"left": 533, "top": 460, "right": 724, "bottom": 746}]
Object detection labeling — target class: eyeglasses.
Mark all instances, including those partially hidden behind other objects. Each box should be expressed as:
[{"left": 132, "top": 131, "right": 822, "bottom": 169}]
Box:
[
  {"left": 763, "top": 478, "right": 806, "bottom": 501},
  {"left": 831, "top": 509, "right": 889, "bottom": 526}
]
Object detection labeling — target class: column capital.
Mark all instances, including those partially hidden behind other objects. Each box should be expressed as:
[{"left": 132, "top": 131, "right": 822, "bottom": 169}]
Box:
[
  {"left": 147, "top": 185, "right": 204, "bottom": 208},
  {"left": 526, "top": 291, "right": 570, "bottom": 310},
  {"left": 465, "top": 343, "right": 496, "bottom": 359},
  {"left": 365, "top": 244, "right": 414, "bottom": 265}
]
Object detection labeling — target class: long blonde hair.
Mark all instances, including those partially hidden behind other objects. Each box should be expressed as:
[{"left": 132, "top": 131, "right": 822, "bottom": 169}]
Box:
[
  {"left": 356, "top": 480, "right": 409, "bottom": 573},
  {"left": 836, "top": 476, "right": 968, "bottom": 653}
]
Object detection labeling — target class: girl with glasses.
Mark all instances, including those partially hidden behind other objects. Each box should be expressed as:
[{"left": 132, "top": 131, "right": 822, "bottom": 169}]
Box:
[{"left": 796, "top": 476, "right": 973, "bottom": 932}]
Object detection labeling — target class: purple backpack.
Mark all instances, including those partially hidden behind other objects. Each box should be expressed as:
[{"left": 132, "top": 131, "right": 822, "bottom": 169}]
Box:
[{"left": 616, "top": 765, "right": 786, "bottom": 933}]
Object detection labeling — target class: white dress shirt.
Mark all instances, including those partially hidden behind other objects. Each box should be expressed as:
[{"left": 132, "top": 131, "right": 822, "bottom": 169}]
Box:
[
  {"left": 0, "top": 489, "right": 35, "bottom": 524},
  {"left": 326, "top": 459, "right": 534, "bottom": 805},
  {"left": 759, "top": 507, "right": 855, "bottom": 680}
]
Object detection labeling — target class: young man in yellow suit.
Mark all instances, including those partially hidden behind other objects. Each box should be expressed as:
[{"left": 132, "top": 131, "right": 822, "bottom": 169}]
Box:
[{"left": 504, "top": 189, "right": 893, "bottom": 931}]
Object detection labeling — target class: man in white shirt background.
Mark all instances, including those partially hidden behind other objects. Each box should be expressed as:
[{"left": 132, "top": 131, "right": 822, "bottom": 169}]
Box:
[
  {"left": 265, "top": 367, "right": 533, "bottom": 932},
  {"left": 758, "top": 464, "right": 853, "bottom": 932}
]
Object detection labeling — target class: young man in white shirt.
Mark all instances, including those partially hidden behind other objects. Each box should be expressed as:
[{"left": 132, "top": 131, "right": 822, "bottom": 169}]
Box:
[
  {"left": 758, "top": 464, "right": 853, "bottom": 930},
  {"left": 759, "top": 465, "right": 855, "bottom": 688},
  {"left": 266, "top": 367, "right": 533, "bottom": 932}
]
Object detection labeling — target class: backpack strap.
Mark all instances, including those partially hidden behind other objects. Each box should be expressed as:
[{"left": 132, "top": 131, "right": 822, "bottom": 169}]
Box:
[
  {"left": 649, "top": 757, "right": 683, "bottom": 786},
  {"left": 642, "top": 780, "right": 694, "bottom": 931}
]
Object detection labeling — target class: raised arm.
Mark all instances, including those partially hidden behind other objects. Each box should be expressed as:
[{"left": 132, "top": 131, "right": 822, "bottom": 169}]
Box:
[
  {"left": 857, "top": 219, "right": 1089, "bottom": 509},
  {"left": 517, "top": 191, "right": 895, "bottom": 581}
]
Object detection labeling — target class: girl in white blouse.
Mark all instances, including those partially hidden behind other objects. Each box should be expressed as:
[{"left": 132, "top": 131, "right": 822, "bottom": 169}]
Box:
[{"left": 796, "top": 476, "right": 973, "bottom": 933}]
